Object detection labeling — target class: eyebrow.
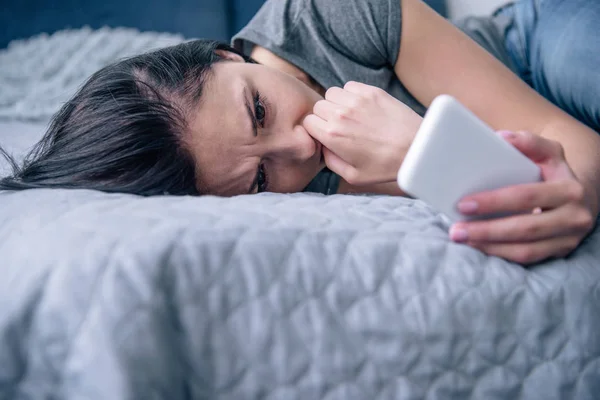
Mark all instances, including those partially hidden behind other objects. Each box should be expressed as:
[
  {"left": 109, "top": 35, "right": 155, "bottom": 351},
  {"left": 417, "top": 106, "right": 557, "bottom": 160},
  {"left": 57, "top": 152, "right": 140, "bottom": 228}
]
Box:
[{"left": 243, "top": 85, "right": 259, "bottom": 194}]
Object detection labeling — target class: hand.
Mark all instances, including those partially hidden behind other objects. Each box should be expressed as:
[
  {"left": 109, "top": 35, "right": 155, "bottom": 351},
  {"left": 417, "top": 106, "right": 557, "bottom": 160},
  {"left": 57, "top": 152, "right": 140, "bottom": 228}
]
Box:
[
  {"left": 302, "top": 81, "right": 422, "bottom": 186},
  {"left": 450, "top": 131, "right": 598, "bottom": 265}
]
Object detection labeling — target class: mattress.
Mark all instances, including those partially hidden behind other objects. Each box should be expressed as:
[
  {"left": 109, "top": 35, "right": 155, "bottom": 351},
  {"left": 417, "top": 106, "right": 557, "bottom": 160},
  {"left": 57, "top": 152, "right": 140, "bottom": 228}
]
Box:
[{"left": 1, "top": 28, "right": 599, "bottom": 400}]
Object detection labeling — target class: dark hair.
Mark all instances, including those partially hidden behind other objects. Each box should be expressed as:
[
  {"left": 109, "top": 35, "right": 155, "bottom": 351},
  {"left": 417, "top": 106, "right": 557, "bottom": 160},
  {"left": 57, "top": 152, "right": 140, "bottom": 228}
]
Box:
[{"left": 0, "top": 39, "right": 252, "bottom": 196}]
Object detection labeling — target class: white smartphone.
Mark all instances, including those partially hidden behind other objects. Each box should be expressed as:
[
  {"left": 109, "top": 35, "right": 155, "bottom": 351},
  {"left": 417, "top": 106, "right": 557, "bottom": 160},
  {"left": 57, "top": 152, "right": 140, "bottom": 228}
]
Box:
[{"left": 397, "top": 95, "right": 541, "bottom": 222}]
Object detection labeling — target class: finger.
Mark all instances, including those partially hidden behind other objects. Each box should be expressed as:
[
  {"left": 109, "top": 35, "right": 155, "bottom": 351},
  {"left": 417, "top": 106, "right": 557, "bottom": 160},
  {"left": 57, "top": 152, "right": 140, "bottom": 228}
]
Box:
[
  {"left": 458, "top": 180, "right": 585, "bottom": 216},
  {"left": 342, "top": 80, "right": 380, "bottom": 94},
  {"left": 322, "top": 146, "right": 356, "bottom": 180},
  {"left": 469, "top": 236, "right": 580, "bottom": 265},
  {"left": 324, "top": 86, "right": 362, "bottom": 108},
  {"left": 302, "top": 114, "right": 336, "bottom": 148},
  {"left": 450, "top": 206, "right": 572, "bottom": 243},
  {"left": 498, "top": 130, "right": 565, "bottom": 164},
  {"left": 313, "top": 99, "right": 343, "bottom": 122}
]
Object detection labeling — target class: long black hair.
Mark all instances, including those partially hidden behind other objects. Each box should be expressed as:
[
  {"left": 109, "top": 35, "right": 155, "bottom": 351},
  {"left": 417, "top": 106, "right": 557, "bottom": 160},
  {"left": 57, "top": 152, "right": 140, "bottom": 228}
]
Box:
[{"left": 0, "top": 39, "right": 251, "bottom": 196}]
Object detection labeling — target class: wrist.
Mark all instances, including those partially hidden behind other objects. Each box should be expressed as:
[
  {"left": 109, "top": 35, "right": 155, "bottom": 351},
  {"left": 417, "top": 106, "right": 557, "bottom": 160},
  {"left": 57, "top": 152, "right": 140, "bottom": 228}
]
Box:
[{"left": 338, "top": 179, "right": 408, "bottom": 196}]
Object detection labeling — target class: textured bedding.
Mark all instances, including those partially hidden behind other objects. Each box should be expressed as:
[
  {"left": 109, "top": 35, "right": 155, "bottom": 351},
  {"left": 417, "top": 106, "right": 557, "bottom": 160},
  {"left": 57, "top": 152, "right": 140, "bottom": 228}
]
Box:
[
  {"left": 0, "top": 27, "right": 185, "bottom": 122},
  {"left": 1, "top": 190, "right": 600, "bottom": 399},
  {"left": 1, "top": 29, "right": 600, "bottom": 400}
]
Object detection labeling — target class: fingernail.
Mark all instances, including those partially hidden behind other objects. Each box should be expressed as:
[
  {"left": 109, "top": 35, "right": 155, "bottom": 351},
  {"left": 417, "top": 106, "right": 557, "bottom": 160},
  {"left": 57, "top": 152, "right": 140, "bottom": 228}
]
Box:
[
  {"left": 450, "top": 226, "right": 469, "bottom": 243},
  {"left": 498, "top": 130, "right": 515, "bottom": 139},
  {"left": 457, "top": 200, "right": 478, "bottom": 214}
]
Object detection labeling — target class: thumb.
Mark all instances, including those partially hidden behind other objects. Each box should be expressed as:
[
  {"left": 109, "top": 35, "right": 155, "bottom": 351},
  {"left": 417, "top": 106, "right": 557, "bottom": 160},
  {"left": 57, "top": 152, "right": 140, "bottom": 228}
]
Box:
[
  {"left": 497, "top": 130, "right": 563, "bottom": 163},
  {"left": 322, "top": 147, "right": 356, "bottom": 183},
  {"left": 498, "top": 130, "right": 573, "bottom": 180}
]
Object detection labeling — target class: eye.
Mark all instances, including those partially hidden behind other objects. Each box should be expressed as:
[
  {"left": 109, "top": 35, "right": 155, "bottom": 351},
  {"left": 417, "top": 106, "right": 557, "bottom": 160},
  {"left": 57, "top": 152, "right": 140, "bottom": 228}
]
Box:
[
  {"left": 254, "top": 92, "right": 266, "bottom": 127},
  {"left": 256, "top": 163, "right": 269, "bottom": 193}
]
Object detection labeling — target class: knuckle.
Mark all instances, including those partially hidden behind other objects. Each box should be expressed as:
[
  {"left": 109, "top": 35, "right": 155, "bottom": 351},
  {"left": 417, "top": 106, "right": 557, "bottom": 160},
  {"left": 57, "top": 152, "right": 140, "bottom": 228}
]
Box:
[
  {"left": 324, "top": 125, "right": 339, "bottom": 138},
  {"left": 324, "top": 129, "right": 338, "bottom": 139},
  {"left": 313, "top": 99, "right": 326, "bottom": 113},
  {"left": 365, "top": 87, "right": 381, "bottom": 100},
  {"left": 324, "top": 87, "right": 338, "bottom": 100},
  {"left": 334, "top": 107, "right": 352, "bottom": 121},
  {"left": 303, "top": 115, "right": 317, "bottom": 132},
  {"left": 348, "top": 98, "right": 362, "bottom": 109},
  {"left": 327, "top": 122, "right": 348, "bottom": 139},
  {"left": 354, "top": 95, "right": 368, "bottom": 108}
]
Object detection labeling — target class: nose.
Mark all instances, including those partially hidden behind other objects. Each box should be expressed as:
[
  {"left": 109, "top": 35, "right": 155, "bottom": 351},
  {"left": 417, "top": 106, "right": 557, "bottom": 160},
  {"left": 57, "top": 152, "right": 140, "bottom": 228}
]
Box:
[{"left": 266, "top": 124, "right": 318, "bottom": 163}]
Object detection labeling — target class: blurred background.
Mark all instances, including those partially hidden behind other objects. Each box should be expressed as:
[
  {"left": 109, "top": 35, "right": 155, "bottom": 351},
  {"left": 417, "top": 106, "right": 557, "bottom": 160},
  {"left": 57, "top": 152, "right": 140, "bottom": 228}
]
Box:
[{"left": 1, "top": 0, "right": 508, "bottom": 50}]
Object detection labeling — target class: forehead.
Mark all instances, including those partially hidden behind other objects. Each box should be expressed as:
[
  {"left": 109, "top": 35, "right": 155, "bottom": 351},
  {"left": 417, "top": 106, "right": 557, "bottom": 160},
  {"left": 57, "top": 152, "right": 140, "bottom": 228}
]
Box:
[{"left": 186, "top": 64, "right": 255, "bottom": 195}]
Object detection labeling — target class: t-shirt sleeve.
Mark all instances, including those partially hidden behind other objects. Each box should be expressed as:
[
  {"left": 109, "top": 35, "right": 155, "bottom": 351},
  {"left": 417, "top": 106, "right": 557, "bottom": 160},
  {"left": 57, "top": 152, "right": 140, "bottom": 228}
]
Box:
[{"left": 232, "top": 0, "right": 402, "bottom": 88}]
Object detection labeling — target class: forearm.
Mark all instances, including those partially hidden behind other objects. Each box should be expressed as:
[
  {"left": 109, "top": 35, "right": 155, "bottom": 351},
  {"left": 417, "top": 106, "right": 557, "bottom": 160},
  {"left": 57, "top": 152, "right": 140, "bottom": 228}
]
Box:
[
  {"left": 397, "top": 0, "right": 600, "bottom": 214},
  {"left": 338, "top": 179, "right": 409, "bottom": 196},
  {"left": 540, "top": 117, "right": 600, "bottom": 215}
]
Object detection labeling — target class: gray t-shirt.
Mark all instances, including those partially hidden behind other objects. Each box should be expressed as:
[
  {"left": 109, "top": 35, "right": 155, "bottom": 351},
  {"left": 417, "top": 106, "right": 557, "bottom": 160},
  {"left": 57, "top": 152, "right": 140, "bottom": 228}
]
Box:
[{"left": 231, "top": 0, "right": 425, "bottom": 195}]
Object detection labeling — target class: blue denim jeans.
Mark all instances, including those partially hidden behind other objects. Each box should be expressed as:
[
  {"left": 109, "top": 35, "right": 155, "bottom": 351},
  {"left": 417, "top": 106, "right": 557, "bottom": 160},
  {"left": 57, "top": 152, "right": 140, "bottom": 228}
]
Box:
[{"left": 496, "top": 0, "right": 600, "bottom": 132}]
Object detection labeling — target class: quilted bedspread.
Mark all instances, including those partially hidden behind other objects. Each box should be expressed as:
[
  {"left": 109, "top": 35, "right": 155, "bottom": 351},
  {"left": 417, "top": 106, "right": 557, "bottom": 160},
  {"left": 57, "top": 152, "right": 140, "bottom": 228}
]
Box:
[{"left": 1, "top": 188, "right": 599, "bottom": 400}]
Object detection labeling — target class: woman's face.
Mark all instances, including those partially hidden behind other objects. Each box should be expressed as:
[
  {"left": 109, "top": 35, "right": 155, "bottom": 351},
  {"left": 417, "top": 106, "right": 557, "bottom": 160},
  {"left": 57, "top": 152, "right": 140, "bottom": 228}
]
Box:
[{"left": 187, "top": 53, "right": 325, "bottom": 196}]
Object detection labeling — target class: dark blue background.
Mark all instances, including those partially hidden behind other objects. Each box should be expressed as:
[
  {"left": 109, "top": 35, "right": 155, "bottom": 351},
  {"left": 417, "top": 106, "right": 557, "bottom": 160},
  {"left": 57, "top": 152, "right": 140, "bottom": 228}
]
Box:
[{"left": 1, "top": 0, "right": 447, "bottom": 49}]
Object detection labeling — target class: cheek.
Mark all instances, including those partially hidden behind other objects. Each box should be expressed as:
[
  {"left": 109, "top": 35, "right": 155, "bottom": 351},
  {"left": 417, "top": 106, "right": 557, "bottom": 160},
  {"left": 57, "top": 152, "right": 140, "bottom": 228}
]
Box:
[
  {"left": 279, "top": 92, "right": 311, "bottom": 122},
  {"left": 277, "top": 75, "right": 321, "bottom": 118},
  {"left": 272, "top": 162, "right": 318, "bottom": 192}
]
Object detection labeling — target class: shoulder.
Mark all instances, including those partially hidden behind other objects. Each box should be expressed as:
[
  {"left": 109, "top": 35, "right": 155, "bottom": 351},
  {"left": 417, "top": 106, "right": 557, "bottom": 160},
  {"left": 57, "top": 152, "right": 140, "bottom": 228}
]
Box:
[
  {"left": 289, "top": 0, "right": 402, "bottom": 67},
  {"left": 304, "top": 0, "right": 401, "bottom": 36},
  {"left": 233, "top": 0, "right": 402, "bottom": 87},
  {"left": 236, "top": 0, "right": 400, "bottom": 44},
  {"left": 303, "top": 0, "right": 402, "bottom": 65},
  {"left": 306, "top": 0, "right": 398, "bottom": 19}
]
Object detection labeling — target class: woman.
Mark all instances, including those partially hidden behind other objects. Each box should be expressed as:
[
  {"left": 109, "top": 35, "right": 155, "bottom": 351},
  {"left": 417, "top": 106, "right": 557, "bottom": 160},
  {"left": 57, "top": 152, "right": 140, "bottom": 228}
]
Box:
[{"left": 1, "top": 0, "right": 599, "bottom": 264}]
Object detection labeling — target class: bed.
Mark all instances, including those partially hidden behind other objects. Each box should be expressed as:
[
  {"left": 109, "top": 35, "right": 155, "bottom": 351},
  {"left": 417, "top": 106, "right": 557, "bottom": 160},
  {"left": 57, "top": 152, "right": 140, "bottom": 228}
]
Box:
[{"left": 1, "top": 5, "right": 600, "bottom": 400}]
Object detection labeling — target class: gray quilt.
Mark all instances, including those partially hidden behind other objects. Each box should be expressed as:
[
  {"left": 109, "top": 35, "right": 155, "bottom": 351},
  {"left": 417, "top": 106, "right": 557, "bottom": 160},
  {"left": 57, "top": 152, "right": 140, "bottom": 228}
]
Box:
[
  {"left": 1, "top": 28, "right": 600, "bottom": 400},
  {"left": 1, "top": 189, "right": 599, "bottom": 399}
]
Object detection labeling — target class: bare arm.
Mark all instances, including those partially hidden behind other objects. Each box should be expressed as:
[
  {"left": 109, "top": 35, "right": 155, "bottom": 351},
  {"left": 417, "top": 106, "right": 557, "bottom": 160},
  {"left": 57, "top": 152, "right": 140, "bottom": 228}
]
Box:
[
  {"left": 338, "top": 180, "right": 406, "bottom": 195},
  {"left": 395, "top": 0, "right": 600, "bottom": 213}
]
